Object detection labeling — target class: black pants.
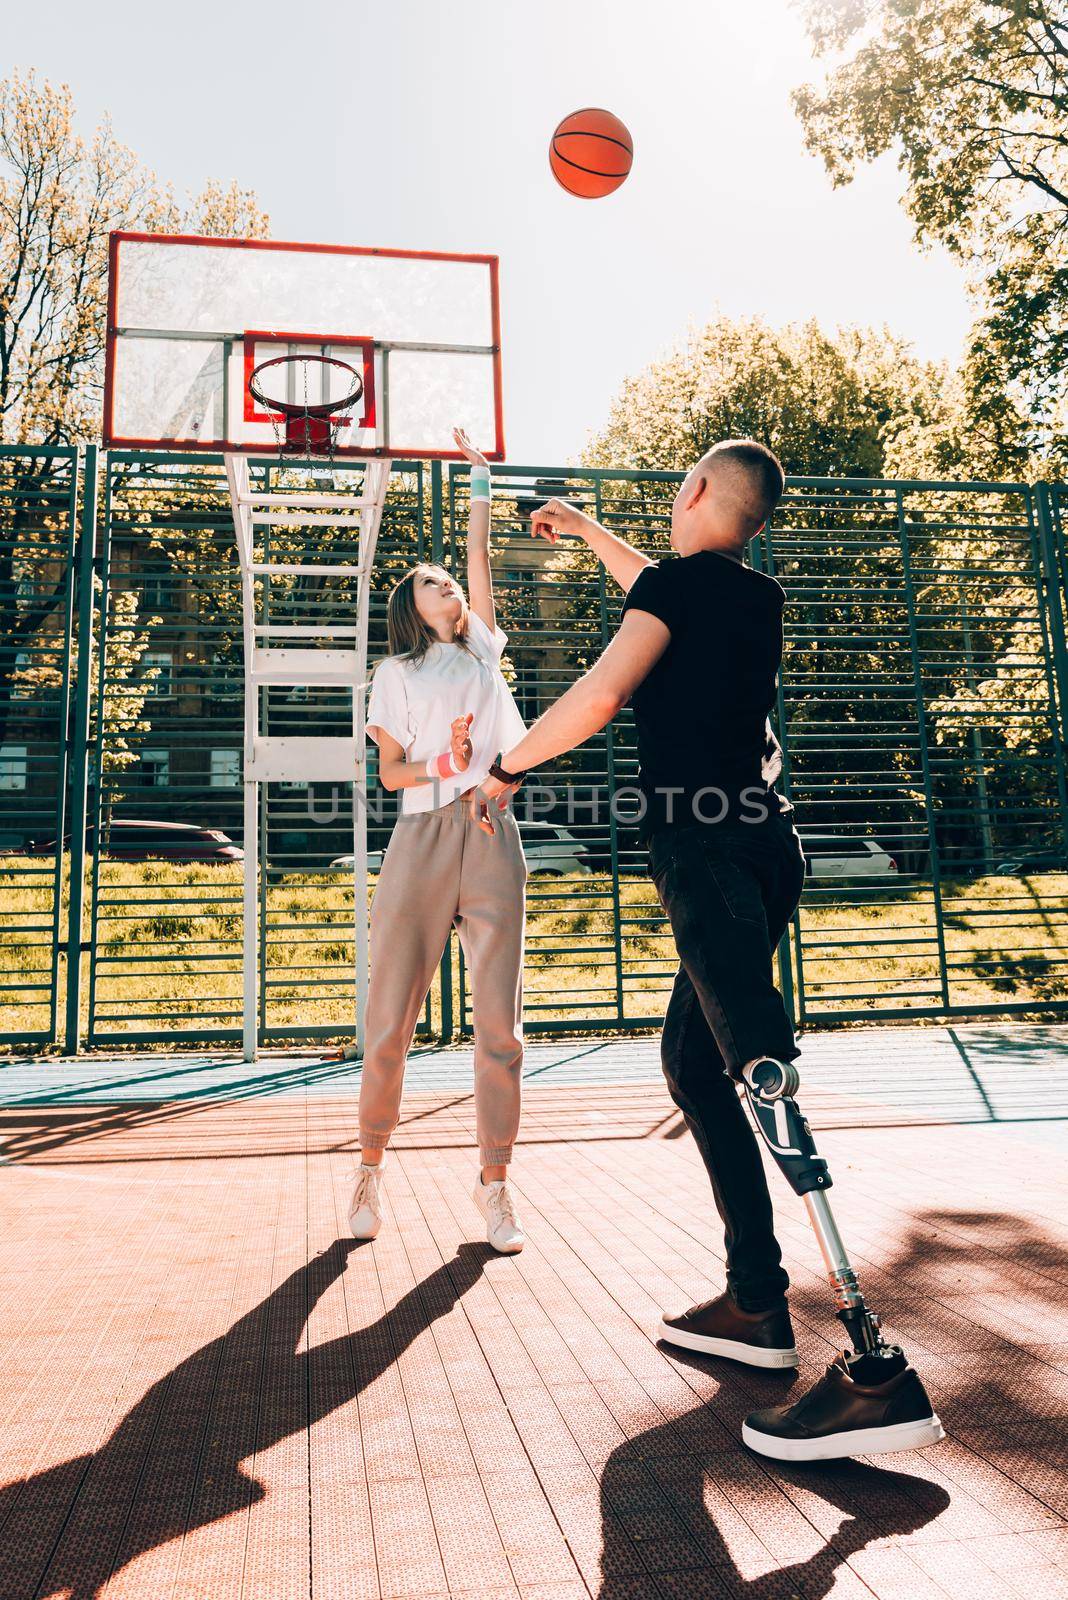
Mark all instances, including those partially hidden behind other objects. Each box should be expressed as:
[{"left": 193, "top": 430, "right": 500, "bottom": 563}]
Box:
[{"left": 648, "top": 812, "right": 806, "bottom": 1312}]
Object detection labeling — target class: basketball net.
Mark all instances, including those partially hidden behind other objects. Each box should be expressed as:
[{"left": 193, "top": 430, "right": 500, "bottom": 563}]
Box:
[{"left": 248, "top": 353, "right": 364, "bottom": 467}]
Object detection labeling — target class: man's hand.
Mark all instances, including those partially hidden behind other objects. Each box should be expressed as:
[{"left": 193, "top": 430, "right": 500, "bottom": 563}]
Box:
[
  {"left": 529, "top": 499, "right": 653, "bottom": 593},
  {"left": 451, "top": 713, "right": 474, "bottom": 772},
  {"left": 478, "top": 773, "right": 519, "bottom": 803},
  {"left": 529, "top": 498, "right": 596, "bottom": 546}
]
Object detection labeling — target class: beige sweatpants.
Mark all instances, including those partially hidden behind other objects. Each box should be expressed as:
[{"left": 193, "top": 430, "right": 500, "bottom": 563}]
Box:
[{"left": 359, "top": 795, "right": 527, "bottom": 1166}]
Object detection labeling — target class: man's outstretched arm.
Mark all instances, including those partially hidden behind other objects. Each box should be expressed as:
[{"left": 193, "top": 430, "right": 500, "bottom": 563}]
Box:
[
  {"left": 483, "top": 608, "right": 670, "bottom": 789},
  {"left": 530, "top": 498, "right": 654, "bottom": 594}
]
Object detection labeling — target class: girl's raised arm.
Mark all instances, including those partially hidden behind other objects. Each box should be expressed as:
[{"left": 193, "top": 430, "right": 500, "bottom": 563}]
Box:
[{"left": 452, "top": 426, "right": 495, "bottom": 634}]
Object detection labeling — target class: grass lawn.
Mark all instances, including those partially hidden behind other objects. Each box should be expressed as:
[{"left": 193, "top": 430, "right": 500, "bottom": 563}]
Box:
[{"left": 2, "top": 857, "right": 1066, "bottom": 1046}]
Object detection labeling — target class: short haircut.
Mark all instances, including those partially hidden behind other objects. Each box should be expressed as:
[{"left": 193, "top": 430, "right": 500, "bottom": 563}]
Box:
[{"left": 702, "top": 439, "right": 785, "bottom": 538}]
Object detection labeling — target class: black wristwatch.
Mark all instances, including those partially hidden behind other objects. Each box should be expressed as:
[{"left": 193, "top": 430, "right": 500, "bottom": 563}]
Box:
[{"left": 489, "top": 753, "right": 528, "bottom": 785}]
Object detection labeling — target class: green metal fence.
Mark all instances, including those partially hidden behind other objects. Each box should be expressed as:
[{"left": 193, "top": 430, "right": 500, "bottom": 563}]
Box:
[
  {"left": 447, "top": 466, "right": 1068, "bottom": 1033},
  {"left": 2, "top": 444, "right": 1067, "bottom": 1050},
  {"left": 0, "top": 446, "right": 80, "bottom": 1045},
  {"left": 84, "top": 450, "right": 437, "bottom": 1050},
  {"left": 762, "top": 478, "right": 1068, "bottom": 1022}
]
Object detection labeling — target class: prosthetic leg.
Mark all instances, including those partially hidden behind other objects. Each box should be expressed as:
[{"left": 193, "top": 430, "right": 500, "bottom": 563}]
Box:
[
  {"left": 741, "top": 1057, "right": 884, "bottom": 1358},
  {"left": 737, "top": 1057, "right": 945, "bottom": 1461}
]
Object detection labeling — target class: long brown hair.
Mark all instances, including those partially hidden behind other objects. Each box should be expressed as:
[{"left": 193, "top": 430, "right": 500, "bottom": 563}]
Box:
[{"left": 383, "top": 564, "right": 472, "bottom": 666}]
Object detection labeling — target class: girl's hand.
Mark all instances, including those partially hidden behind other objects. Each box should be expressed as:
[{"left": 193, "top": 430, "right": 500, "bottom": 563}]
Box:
[
  {"left": 453, "top": 427, "right": 489, "bottom": 470},
  {"left": 451, "top": 713, "right": 474, "bottom": 772},
  {"left": 466, "top": 781, "right": 518, "bottom": 834},
  {"left": 529, "top": 497, "right": 592, "bottom": 546},
  {"left": 466, "top": 789, "right": 495, "bottom": 834}
]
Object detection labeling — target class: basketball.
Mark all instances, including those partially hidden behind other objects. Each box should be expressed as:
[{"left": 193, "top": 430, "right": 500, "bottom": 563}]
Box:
[{"left": 549, "top": 108, "right": 633, "bottom": 199}]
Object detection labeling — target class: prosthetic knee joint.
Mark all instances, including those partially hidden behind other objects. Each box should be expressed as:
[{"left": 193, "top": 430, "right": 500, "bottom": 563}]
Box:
[{"left": 741, "top": 1056, "right": 893, "bottom": 1366}]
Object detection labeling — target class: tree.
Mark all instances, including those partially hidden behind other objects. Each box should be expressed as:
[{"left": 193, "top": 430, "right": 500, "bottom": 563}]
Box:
[
  {"left": 573, "top": 317, "right": 943, "bottom": 846},
  {"left": 90, "top": 586, "right": 159, "bottom": 831},
  {"left": 792, "top": 0, "right": 1067, "bottom": 476},
  {"left": 581, "top": 314, "right": 950, "bottom": 478},
  {"left": 0, "top": 71, "right": 268, "bottom": 446},
  {"left": 578, "top": 313, "right": 1059, "bottom": 866},
  {"left": 0, "top": 71, "right": 268, "bottom": 765}
]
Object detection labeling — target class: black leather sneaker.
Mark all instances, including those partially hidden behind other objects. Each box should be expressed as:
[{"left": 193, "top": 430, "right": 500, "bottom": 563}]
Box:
[
  {"left": 742, "top": 1347, "right": 944, "bottom": 1461},
  {"left": 658, "top": 1291, "right": 798, "bottom": 1369}
]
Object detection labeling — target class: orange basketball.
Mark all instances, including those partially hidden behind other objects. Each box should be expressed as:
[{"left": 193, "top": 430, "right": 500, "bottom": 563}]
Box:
[{"left": 550, "top": 108, "right": 633, "bottom": 199}]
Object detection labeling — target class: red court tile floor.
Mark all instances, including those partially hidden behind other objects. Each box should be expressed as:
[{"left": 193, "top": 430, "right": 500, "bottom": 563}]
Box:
[{"left": 1, "top": 1055, "right": 1066, "bottom": 1599}]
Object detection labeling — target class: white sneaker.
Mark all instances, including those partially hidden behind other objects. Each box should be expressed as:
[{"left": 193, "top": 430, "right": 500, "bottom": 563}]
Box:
[
  {"left": 473, "top": 1176, "right": 525, "bottom": 1254},
  {"left": 348, "top": 1160, "right": 385, "bottom": 1239}
]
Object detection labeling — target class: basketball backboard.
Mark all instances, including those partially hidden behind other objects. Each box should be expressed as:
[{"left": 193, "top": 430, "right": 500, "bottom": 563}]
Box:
[{"left": 103, "top": 232, "right": 504, "bottom": 459}]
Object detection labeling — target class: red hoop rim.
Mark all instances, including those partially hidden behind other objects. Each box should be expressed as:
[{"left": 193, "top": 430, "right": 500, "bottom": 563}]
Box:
[{"left": 247, "top": 353, "right": 364, "bottom": 419}]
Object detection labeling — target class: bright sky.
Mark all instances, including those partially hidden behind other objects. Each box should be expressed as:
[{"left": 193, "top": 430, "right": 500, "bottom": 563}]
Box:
[{"left": 19, "top": 0, "right": 973, "bottom": 464}]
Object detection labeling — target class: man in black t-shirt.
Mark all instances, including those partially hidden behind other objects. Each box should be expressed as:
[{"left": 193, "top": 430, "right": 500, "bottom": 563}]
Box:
[
  {"left": 479, "top": 440, "right": 941, "bottom": 1459},
  {"left": 619, "top": 531, "right": 792, "bottom": 835},
  {"left": 481, "top": 436, "right": 802, "bottom": 1307}
]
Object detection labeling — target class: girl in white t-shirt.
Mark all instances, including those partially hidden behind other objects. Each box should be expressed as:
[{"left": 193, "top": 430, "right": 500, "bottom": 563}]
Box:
[{"left": 348, "top": 429, "right": 529, "bottom": 1253}]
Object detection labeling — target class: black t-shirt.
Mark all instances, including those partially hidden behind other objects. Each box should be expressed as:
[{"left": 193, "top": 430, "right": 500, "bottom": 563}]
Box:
[{"left": 620, "top": 550, "right": 791, "bottom": 839}]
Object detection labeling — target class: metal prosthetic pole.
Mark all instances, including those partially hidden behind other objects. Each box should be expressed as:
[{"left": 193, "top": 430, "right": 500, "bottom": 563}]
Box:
[{"left": 740, "top": 1056, "right": 891, "bottom": 1362}]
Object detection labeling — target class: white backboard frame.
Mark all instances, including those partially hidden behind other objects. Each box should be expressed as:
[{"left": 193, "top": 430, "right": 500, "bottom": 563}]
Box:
[{"left": 103, "top": 232, "right": 505, "bottom": 460}]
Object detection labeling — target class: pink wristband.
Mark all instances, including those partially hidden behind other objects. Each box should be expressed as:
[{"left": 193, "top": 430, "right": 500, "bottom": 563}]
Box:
[{"left": 428, "top": 750, "right": 459, "bottom": 779}]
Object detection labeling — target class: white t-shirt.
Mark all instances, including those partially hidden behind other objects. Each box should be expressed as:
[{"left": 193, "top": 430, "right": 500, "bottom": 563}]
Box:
[{"left": 366, "top": 610, "right": 528, "bottom": 815}]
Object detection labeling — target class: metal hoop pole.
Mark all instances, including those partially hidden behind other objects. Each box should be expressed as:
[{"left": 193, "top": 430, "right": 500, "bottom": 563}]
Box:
[{"left": 353, "top": 458, "right": 391, "bottom": 1052}]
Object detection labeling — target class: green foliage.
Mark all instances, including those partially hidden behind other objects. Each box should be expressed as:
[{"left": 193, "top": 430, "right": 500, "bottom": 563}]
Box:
[
  {"left": 792, "top": 0, "right": 1067, "bottom": 474},
  {"left": 0, "top": 70, "right": 270, "bottom": 771},
  {"left": 581, "top": 314, "right": 952, "bottom": 479},
  {"left": 93, "top": 585, "right": 157, "bottom": 789},
  {"left": 0, "top": 70, "right": 269, "bottom": 447}
]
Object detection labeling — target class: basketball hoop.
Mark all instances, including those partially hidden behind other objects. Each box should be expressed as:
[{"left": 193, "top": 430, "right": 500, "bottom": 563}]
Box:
[{"left": 247, "top": 353, "right": 364, "bottom": 460}]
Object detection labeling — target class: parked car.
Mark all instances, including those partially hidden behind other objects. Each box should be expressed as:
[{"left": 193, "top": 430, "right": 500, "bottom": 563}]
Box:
[
  {"left": 519, "top": 821, "right": 591, "bottom": 875},
  {"left": 29, "top": 819, "right": 243, "bottom": 865},
  {"left": 798, "top": 834, "right": 898, "bottom": 880},
  {"left": 995, "top": 853, "right": 1067, "bottom": 876},
  {"left": 328, "top": 821, "right": 591, "bottom": 878},
  {"left": 327, "top": 849, "right": 386, "bottom": 874}
]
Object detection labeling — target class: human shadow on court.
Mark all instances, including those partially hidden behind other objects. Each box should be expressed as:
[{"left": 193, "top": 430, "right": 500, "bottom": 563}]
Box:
[
  {"left": 596, "top": 1200, "right": 1068, "bottom": 1596},
  {"left": 595, "top": 1376, "right": 951, "bottom": 1598},
  {"left": 0, "top": 1239, "right": 489, "bottom": 1600},
  {"left": 857, "top": 1206, "right": 1068, "bottom": 1479}
]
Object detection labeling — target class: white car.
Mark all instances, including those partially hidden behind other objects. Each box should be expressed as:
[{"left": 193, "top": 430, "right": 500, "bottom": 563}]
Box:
[
  {"left": 327, "top": 822, "right": 591, "bottom": 878},
  {"left": 517, "top": 821, "right": 591, "bottom": 876},
  {"left": 799, "top": 835, "right": 899, "bottom": 880},
  {"left": 328, "top": 850, "right": 384, "bottom": 873}
]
